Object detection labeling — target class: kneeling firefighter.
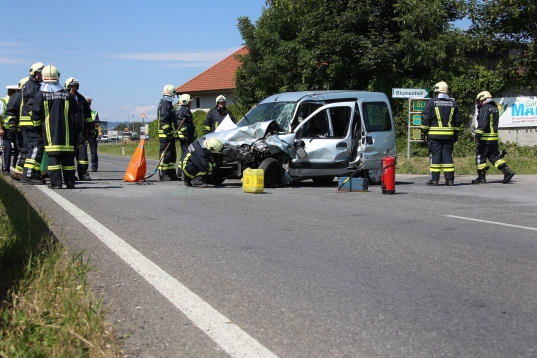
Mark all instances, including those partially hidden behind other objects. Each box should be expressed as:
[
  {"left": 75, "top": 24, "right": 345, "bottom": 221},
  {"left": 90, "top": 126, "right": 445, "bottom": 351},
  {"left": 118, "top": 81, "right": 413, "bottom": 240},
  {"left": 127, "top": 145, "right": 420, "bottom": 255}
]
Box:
[
  {"left": 473, "top": 91, "right": 515, "bottom": 184},
  {"left": 182, "top": 138, "right": 223, "bottom": 188}
]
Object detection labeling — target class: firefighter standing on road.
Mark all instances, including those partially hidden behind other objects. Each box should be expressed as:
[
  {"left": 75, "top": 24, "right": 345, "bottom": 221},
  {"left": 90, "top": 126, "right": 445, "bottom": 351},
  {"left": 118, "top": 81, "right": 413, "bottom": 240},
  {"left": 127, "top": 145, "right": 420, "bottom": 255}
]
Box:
[
  {"left": 65, "top": 77, "right": 93, "bottom": 181},
  {"left": 1, "top": 85, "right": 20, "bottom": 175},
  {"left": 182, "top": 138, "right": 223, "bottom": 188},
  {"left": 420, "top": 81, "right": 463, "bottom": 186},
  {"left": 32, "top": 65, "right": 79, "bottom": 189},
  {"left": 4, "top": 77, "right": 30, "bottom": 178},
  {"left": 86, "top": 97, "right": 100, "bottom": 172},
  {"left": 176, "top": 93, "right": 195, "bottom": 180},
  {"left": 204, "top": 95, "right": 236, "bottom": 133},
  {"left": 472, "top": 91, "right": 515, "bottom": 184},
  {"left": 157, "top": 84, "right": 180, "bottom": 181},
  {"left": 6, "top": 62, "right": 45, "bottom": 183}
]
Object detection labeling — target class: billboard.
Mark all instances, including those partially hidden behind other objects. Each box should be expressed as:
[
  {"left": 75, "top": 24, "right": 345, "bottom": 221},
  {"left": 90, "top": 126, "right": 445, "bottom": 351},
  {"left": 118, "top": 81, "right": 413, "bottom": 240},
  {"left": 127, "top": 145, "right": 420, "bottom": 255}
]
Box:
[{"left": 493, "top": 97, "right": 537, "bottom": 128}]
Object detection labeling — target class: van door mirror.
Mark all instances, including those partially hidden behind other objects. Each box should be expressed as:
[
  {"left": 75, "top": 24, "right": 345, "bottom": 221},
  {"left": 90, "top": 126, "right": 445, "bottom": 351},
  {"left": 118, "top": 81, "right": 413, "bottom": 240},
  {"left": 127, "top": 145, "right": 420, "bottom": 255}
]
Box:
[{"left": 296, "top": 147, "right": 307, "bottom": 159}]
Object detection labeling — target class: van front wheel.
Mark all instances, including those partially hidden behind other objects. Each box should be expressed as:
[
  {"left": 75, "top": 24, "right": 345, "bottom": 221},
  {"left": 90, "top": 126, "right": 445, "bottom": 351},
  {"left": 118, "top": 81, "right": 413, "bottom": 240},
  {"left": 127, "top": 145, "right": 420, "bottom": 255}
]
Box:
[
  {"left": 259, "top": 158, "right": 281, "bottom": 188},
  {"left": 366, "top": 169, "right": 382, "bottom": 185}
]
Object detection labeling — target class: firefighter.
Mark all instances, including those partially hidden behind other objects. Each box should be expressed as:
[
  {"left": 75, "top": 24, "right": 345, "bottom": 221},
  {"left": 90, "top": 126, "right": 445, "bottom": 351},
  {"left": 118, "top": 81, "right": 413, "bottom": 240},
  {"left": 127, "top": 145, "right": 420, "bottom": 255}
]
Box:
[
  {"left": 472, "top": 91, "right": 515, "bottom": 184},
  {"left": 204, "top": 95, "right": 236, "bottom": 133},
  {"left": 157, "top": 84, "right": 180, "bottom": 181},
  {"left": 420, "top": 81, "right": 463, "bottom": 186},
  {"left": 8, "top": 62, "right": 45, "bottom": 183},
  {"left": 32, "top": 65, "right": 79, "bottom": 189},
  {"left": 1, "top": 85, "right": 20, "bottom": 175},
  {"left": 65, "top": 77, "right": 92, "bottom": 181},
  {"left": 176, "top": 93, "right": 195, "bottom": 180},
  {"left": 4, "top": 77, "right": 29, "bottom": 178},
  {"left": 86, "top": 97, "right": 100, "bottom": 172},
  {"left": 182, "top": 138, "right": 223, "bottom": 188}
]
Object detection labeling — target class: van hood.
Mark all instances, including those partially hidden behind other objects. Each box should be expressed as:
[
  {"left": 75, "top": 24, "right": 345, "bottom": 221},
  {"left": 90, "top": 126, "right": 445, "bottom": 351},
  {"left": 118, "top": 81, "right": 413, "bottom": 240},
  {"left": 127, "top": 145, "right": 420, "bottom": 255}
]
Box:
[{"left": 203, "top": 120, "right": 283, "bottom": 146}]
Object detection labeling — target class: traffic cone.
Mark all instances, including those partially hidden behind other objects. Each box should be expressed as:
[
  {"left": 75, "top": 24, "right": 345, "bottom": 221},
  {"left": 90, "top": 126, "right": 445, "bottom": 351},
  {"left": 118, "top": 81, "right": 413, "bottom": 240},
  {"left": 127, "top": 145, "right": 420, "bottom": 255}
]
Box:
[{"left": 123, "top": 140, "right": 147, "bottom": 182}]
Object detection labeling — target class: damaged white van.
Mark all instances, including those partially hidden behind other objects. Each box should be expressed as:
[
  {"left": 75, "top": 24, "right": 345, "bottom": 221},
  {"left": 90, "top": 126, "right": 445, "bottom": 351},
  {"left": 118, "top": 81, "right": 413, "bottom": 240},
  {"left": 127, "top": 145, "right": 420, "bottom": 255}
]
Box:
[{"left": 203, "top": 91, "right": 396, "bottom": 187}]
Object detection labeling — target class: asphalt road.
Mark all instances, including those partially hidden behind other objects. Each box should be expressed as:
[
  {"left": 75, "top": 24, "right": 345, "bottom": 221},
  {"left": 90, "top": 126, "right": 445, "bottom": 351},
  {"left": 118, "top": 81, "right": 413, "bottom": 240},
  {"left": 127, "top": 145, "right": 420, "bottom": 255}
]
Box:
[{"left": 14, "top": 153, "right": 537, "bottom": 357}]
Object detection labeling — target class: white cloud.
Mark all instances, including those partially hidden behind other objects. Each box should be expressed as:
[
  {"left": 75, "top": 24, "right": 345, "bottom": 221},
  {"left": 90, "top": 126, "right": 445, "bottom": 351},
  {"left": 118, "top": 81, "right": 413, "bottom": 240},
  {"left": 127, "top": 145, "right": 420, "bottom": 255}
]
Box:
[
  {"left": 0, "top": 56, "right": 28, "bottom": 64},
  {"left": 0, "top": 41, "right": 25, "bottom": 47},
  {"left": 109, "top": 48, "right": 239, "bottom": 63}
]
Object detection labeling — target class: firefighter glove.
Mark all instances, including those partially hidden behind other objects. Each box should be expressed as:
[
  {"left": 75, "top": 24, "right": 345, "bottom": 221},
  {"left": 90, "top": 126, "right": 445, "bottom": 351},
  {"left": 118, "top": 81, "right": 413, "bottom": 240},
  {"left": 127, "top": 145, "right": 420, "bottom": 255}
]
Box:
[{"left": 475, "top": 134, "right": 481, "bottom": 142}]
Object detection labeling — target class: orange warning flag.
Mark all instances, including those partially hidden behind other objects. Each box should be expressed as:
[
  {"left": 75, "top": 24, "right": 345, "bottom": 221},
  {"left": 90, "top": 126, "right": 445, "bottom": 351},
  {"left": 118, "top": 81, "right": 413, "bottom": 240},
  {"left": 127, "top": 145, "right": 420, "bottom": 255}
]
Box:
[{"left": 123, "top": 140, "right": 147, "bottom": 182}]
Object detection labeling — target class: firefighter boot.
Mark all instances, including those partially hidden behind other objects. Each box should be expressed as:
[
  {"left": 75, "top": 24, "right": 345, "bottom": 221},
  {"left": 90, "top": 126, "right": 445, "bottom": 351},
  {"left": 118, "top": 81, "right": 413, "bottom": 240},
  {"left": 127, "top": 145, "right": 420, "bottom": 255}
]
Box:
[
  {"left": 191, "top": 176, "right": 208, "bottom": 188},
  {"left": 425, "top": 180, "right": 438, "bottom": 186},
  {"left": 499, "top": 164, "right": 515, "bottom": 184},
  {"left": 471, "top": 169, "right": 487, "bottom": 184}
]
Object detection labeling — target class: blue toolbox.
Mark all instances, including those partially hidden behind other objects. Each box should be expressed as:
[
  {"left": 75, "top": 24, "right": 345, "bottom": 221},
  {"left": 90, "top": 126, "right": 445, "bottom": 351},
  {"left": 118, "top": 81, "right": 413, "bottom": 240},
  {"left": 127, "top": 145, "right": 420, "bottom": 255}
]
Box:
[{"left": 337, "top": 177, "right": 369, "bottom": 192}]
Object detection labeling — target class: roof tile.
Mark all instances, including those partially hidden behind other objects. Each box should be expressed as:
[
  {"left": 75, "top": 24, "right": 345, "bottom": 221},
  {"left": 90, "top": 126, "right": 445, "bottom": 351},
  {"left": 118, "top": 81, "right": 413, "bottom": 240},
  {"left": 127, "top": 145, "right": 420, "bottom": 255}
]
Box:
[{"left": 176, "top": 47, "right": 248, "bottom": 93}]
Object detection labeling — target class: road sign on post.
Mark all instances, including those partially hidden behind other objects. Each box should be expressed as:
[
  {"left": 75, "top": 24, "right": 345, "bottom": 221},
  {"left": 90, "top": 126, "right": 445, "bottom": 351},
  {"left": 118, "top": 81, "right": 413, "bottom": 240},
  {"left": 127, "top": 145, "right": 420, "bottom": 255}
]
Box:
[
  {"left": 392, "top": 88, "right": 430, "bottom": 99},
  {"left": 407, "top": 98, "right": 430, "bottom": 160}
]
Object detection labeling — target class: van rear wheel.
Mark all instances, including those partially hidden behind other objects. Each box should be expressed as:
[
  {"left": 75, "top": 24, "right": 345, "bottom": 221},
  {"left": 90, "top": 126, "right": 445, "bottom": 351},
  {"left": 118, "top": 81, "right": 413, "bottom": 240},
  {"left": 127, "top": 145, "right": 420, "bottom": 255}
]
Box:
[
  {"left": 366, "top": 169, "right": 382, "bottom": 185},
  {"left": 259, "top": 158, "right": 281, "bottom": 188}
]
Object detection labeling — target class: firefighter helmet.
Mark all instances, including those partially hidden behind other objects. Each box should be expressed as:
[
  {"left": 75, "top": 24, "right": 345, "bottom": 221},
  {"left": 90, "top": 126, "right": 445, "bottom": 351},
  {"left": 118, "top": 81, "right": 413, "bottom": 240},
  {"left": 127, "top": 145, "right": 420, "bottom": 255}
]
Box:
[
  {"left": 204, "top": 138, "right": 223, "bottom": 153},
  {"left": 64, "top": 77, "right": 79, "bottom": 89},
  {"left": 42, "top": 65, "right": 60, "bottom": 83},
  {"left": 433, "top": 81, "right": 448, "bottom": 93},
  {"left": 216, "top": 95, "right": 226, "bottom": 104},
  {"left": 179, "top": 94, "right": 192, "bottom": 105},
  {"left": 29, "top": 62, "right": 44, "bottom": 76},
  {"left": 476, "top": 91, "right": 492, "bottom": 103},
  {"left": 162, "top": 84, "right": 176, "bottom": 96},
  {"left": 18, "top": 77, "right": 30, "bottom": 89}
]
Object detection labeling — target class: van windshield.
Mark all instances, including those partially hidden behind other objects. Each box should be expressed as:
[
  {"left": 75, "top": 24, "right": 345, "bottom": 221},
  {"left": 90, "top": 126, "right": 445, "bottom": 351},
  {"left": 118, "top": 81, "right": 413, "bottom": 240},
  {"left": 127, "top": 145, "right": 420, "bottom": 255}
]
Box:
[{"left": 237, "top": 102, "right": 296, "bottom": 131}]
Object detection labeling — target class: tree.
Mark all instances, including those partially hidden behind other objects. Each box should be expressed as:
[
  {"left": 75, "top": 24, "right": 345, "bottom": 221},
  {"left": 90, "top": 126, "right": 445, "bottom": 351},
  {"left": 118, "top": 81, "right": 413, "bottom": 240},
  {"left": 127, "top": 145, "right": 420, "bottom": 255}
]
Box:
[
  {"left": 113, "top": 123, "right": 128, "bottom": 131},
  {"left": 235, "top": 0, "right": 468, "bottom": 107}
]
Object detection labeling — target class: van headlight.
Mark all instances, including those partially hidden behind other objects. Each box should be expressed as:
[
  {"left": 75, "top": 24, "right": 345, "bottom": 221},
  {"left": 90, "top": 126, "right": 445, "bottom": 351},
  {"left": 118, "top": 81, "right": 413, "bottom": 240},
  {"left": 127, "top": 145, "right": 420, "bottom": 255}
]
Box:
[{"left": 253, "top": 141, "right": 268, "bottom": 152}]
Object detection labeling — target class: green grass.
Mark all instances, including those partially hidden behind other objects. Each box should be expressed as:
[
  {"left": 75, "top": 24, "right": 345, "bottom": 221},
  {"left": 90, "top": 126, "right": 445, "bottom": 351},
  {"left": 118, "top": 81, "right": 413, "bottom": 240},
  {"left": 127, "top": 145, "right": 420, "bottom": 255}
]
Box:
[
  {"left": 98, "top": 140, "right": 165, "bottom": 160},
  {"left": 0, "top": 177, "right": 121, "bottom": 357}
]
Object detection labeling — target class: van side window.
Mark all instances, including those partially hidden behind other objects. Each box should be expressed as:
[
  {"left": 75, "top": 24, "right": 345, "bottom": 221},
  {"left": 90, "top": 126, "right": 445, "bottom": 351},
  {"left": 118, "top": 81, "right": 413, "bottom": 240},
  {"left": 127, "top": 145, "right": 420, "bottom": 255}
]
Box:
[
  {"left": 291, "top": 103, "right": 323, "bottom": 131},
  {"left": 362, "top": 102, "right": 392, "bottom": 132},
  {"left": 328, "top": 106, "right": 351, "bottom": 138},
  {"left": 301, "top": 110, "right": 330, "bottom": 137}
]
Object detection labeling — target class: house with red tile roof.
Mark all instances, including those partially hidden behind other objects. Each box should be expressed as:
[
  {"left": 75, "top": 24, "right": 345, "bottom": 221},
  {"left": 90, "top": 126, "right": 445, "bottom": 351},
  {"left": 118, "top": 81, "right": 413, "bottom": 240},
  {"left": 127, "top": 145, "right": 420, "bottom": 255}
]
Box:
[{"left": 176, "top": 47, "right": 248, "bottom": 111}]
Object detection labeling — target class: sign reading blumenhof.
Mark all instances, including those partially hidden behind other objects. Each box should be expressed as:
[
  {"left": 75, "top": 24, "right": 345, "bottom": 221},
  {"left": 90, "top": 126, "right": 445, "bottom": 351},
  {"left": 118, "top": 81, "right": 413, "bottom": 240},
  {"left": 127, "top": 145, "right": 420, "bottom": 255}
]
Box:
[{"left": 392, "top": 88, "right": 430, "bottom": 99}]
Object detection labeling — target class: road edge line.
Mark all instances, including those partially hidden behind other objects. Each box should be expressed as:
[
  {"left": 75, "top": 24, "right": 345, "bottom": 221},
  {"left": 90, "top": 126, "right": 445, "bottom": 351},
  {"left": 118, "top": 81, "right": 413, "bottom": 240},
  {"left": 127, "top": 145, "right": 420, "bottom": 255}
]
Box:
[{"left": 445, "top": 215, "right": 537, "bottom": 232}]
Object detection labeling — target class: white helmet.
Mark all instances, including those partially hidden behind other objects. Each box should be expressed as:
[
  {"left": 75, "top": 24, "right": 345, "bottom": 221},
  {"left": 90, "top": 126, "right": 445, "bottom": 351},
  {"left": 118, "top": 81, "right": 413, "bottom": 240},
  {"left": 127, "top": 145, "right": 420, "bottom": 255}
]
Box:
[
  {"left": 162, "top": 84, "right": 176, "bottom": 96},
  {"left": 179, "top": 94, "right": 192, "bottom": 105},
  {"left": 64, "top": 77, "right": 79, "bottom": 89},
  {"left": 433, "top": 81, "right": 448, "bottom": 94},
  {"left": 29, "top": 62, "right": 44, "bottom": 76},
  {"left": 42, "top": 65, "right": 60, "bottom": 83},
  {"left": 216, "top": 95, "right": 226, "bottom": 104},
  {"left": 476, "top": 91, "right": 492, "bottom": 103},
  {"left": 204, "top": 138, "right": 223, "bottom": 153},
  {"left": 18, "top": 77, "right": 30, "bottom": 89}
]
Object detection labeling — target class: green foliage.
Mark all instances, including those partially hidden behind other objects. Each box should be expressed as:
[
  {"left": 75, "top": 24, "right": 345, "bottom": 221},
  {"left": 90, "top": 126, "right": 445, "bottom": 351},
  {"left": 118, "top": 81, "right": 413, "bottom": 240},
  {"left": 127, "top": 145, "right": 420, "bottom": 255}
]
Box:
[{"left": 113, "top": 122, "right": 128, "bottom": 131}]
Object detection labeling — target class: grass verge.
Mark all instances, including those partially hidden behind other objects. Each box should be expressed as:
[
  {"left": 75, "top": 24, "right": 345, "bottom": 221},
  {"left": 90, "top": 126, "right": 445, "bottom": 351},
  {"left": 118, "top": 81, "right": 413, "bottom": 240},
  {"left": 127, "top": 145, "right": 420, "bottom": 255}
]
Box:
[
  {"left": 0, "top": 177, "right": 121, "bottom": 357},
  {"left": 98, "top": 140, "right": 162, "bottom": 160}
]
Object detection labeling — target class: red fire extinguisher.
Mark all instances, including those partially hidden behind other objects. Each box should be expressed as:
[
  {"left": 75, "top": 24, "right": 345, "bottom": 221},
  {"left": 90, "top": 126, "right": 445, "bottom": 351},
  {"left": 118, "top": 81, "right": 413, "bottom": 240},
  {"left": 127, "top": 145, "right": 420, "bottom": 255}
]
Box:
[{"left": 381, "top": 152, "right": 397, "bottom": 195}]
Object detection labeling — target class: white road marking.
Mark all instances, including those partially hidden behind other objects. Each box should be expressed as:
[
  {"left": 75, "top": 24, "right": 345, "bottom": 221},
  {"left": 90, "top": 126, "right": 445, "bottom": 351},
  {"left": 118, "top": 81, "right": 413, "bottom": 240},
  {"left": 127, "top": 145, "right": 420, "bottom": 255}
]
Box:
[
  {"left": 37, "top": 186, "right": 278, "bottom": 358},
  {"left": 445, "top": 215, "right": 537, "bottom": 232}
]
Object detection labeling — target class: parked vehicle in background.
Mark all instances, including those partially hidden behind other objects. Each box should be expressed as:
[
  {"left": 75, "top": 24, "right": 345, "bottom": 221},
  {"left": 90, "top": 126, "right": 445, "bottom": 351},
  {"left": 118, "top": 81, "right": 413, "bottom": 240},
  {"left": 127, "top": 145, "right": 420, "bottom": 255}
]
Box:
[
  {"left": 100, "top": 135, "right": 109, "bottom": 143},
  {"left": 204, "top": 91, "right": 396, "bottom": 187}
]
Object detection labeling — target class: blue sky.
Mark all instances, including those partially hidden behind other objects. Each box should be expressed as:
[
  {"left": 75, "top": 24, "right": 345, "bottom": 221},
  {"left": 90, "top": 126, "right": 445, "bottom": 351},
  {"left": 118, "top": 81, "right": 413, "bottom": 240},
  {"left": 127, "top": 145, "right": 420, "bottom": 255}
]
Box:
[
  {"left": 1, "top": 2, "right": 471, "bottom": 125},
  {"left": 0, "top": 0, "right": 265, "bottom": 124}
]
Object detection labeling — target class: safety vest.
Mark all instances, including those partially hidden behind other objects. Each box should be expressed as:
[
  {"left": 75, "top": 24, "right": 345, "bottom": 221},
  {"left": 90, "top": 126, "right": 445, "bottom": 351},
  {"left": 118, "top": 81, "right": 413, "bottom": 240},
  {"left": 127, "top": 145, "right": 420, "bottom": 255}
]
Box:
[
  {"left": 1, "top": 96, "right": 8, "bottom": 129},
  {"left": 91, "top": 110, "right": 98, "bottom": 122}
]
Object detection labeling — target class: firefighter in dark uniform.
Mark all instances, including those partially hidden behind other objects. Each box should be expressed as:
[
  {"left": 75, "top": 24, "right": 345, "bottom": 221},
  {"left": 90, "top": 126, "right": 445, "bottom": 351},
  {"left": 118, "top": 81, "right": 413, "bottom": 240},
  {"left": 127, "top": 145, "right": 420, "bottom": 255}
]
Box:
[
  {"left": 4, "top": 77, "right": 29, "bottom": 178},
  {"left": 12, "top": 62, "right": 45, "bottom": 183},
  {"left": 32, "top": 65, "right": 79, "bottom": 189},
  {"left": 182, "top": 138, "right": 223, "bottom": 188},
  {"left": 86, "top": 97, "right": 100, "bottom": 172},
  {"left": 176, "top": 93, "right": 195, "bottom": 180},
  {"left": 1, "top": 84, "right": 21, "bottom": 175},
  {"left": 204, "top": 95, "right": 236, "bottom": 133},
  {"left": 157, "top": 84, "right": 180, "bottom": 181},
  {"left": 420, "top": 81, "right": 463, "bottom": 186},
  {"left": 472, "top": 91, "right": 515, "bottom": 184},
  {"left": 65, "top": 77, "right": 93, "bottom": 181}
]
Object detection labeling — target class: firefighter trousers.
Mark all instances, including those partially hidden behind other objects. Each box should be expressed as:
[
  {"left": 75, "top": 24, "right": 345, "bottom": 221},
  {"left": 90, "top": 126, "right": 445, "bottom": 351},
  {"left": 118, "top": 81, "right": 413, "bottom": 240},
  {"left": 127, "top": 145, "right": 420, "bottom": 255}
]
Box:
[
  {"left": 158, "top": 138, "right": 176, "bottom": 177},
  {"left": 177, "top": 140, "right": 191, "bottom": 171},
  {"left": 48, "top": 154, "right": 76, "bottom": 187},
  {"left": 75, "top": 142, "right": 89, "bottom": 176},
  {"left": 2, "top": 130, "right": 19, "bottom": 173},
  {"left": 428, "top": 138, "right": 454, "bottom": 181},
  {"left": 15, "top": 127, "right": 31, "bottom": 173},
  {"left": 88, "top": 136, "right": 98, "bottom": 170},
  {"left": 23, "top": 128, "right": 44, "bottom": 179},
  {"left": 475, "top": 142, "right": 505, "bottom": 170}
]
